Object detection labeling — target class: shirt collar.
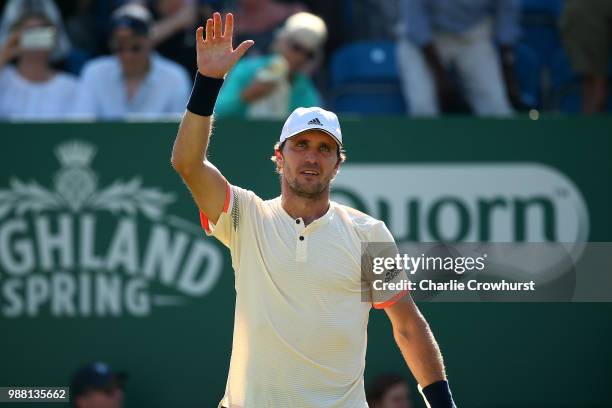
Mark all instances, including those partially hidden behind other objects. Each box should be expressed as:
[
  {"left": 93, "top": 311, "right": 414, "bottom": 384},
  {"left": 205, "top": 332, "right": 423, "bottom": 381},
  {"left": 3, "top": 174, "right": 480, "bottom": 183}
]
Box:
[{"left": 276, "top": 197, "right": 335, "bottom": 229}]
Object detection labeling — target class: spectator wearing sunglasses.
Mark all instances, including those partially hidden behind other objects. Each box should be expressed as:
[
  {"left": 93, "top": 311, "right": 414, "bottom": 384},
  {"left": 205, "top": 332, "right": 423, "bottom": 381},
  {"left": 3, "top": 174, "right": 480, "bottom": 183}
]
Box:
[
  {"left": 73, "top": 2, "right": 191, "bottom": 120},
  {"left": 215, "top": 12, "right": 326, "bottom": 119}
]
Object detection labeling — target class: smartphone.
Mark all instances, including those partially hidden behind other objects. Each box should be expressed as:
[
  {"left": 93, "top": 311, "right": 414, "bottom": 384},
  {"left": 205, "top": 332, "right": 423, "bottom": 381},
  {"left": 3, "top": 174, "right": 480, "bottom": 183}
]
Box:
[{"left": 20, "top": 27, "right": 56, "bottom": 50}]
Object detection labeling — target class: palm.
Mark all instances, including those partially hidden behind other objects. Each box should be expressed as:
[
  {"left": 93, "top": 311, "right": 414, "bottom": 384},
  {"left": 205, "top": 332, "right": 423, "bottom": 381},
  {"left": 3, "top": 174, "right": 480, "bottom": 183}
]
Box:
[{"left": 196, "top": 13, "right": 254, "bottom": 79}]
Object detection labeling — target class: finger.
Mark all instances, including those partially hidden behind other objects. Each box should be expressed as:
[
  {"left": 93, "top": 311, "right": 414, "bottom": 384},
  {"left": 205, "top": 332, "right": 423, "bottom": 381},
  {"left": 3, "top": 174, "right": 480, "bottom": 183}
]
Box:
[
  {"left": 223, "top": 13, "right": 234, "bottom": 39},
  {"left": 233, "top": 40, "right": 254, "bottom": 60},
  {"left": 213, "top": 12, "right": 222, "bottom": 39},
  {"left": 195, "top": 26, "right": 204, "bottom": 47},
  {"left": 205, "top": 18, "right": 213, "bottom": 42}
]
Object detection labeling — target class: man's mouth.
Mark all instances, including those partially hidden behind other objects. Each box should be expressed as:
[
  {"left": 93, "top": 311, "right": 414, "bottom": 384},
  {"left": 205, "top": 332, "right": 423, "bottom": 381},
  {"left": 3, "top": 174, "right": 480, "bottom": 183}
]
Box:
[{"left": 300, "top": 170, "right": 320, "bottom": 176}]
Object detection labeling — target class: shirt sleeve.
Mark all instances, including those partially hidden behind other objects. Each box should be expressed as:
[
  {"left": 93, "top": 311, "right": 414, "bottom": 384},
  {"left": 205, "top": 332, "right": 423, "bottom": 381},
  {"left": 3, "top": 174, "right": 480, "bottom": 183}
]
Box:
[
  {"left": 364, "top": 221, "right": 409, "bottom": 309},
  {"left": 494, "top": 0, "right": 521, "bottom": 45},
  {"left": 198, "top": 182, "right": 260, "bottom": 271},
  {"left": 402, "top": 0, "right": 433, "bottom": 46}
]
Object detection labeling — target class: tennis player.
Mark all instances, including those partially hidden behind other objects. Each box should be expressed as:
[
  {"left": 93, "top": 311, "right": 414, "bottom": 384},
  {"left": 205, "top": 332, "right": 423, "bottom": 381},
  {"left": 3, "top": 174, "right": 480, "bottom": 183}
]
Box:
[{"left": 171, "top": 12, "right": 457, "bottom": 408}]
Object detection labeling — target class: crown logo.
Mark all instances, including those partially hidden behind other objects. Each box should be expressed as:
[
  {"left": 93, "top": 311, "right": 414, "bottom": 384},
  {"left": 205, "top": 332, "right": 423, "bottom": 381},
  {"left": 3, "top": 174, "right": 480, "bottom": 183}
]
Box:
[{"left": 55, "top": 141, "right": 96, "bottom": 168}]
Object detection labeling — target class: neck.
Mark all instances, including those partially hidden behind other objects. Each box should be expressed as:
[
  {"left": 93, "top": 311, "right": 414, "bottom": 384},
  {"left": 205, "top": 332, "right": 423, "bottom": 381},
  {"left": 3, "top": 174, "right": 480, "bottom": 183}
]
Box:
[
  {"left": 123, "top": 58, "right": 150, "bottom": 80},
  {"left": 17, "top": 57, "right": 53, "bottom": 82},
  {"left": 280, "top": 182, "right": 331, "bottom": 225}
]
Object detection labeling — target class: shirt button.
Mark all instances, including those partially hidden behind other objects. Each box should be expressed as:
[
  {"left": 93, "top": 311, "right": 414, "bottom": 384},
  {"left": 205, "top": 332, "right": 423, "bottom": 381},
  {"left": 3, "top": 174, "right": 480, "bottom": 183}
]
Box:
[
  {"left": 296, "top": 219, "right": 300, "bottom": 224},
  {"left": 299, "top": 236, "right": 304, "bottom": 241}
]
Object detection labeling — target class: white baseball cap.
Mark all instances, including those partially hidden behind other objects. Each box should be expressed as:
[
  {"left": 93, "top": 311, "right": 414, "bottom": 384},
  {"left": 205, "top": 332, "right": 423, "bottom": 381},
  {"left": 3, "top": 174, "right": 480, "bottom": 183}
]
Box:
[{"left": 279, "top": 107, "right": 343, "bottom": 147}]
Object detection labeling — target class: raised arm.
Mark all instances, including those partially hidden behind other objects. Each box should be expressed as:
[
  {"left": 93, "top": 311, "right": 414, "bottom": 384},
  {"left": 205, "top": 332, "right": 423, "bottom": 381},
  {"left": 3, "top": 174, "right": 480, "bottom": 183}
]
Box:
[{"left": 171, "top": 12, "right": 253, "bottom": 224}]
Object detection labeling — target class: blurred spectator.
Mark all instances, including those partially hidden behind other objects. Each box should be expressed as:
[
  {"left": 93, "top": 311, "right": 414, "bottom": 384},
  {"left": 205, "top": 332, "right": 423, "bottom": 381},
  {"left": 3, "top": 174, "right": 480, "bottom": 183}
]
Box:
[
  {"left": 230, "top": 0, "right": 307, "bottom": 56},
  {"left": 345, "top": 0, "right": 401, "bottom": 41},
  {"left": 397, "top": 0, "right": 520, "bottom": 117},
  {"left": 70, "top": 362, "right": 125, "bottom": 408},
  {"left": 301, "top": 0, "right": 344, "bottom": 60},
  {"left": 215, "top": 11, "right": 326, "bottom": 119},
  {"left": 561, "top": 0, "right": 612, "bottom": 113},
  {"left": 150, "top": 0, "right": 216, "bottom": 75},
  {"left": 73, "top": 3, "right": 191, "bottom": 120},
  {"left": 0, "top": 0, "right": 77, "bottom": 120},
  {"left": 366, "top": 373, "right": 413, "bottom": 408},
  {"left": 65, "top": 1, "right": 129, "bottom": 60}
]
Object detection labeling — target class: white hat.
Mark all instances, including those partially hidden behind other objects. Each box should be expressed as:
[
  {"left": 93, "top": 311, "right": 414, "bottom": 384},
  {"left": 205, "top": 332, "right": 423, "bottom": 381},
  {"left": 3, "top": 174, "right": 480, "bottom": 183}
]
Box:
[
  {"left": 278, "top": 12, "right": 327, "bottom": 50},
  {"left": 279, "top": 107, "right": 343, "bottom": 147}
]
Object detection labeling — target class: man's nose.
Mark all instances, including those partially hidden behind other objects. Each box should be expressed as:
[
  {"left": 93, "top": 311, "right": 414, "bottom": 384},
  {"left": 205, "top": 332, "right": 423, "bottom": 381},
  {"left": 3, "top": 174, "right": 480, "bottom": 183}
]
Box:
[{"left": 304, "top": 149, "right": 319, "bottom": 164}]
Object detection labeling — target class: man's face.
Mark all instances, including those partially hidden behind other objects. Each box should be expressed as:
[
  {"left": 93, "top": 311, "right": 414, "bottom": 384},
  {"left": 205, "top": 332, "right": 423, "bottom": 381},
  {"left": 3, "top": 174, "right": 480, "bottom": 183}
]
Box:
[
  {"left": 76, "top": 385, "right": 123, "bottom": 408},
  {"left": 277, "top": 130, "right": 340, "bottom": 199},
  {"left": 280, "top": 38, "right": 315, "bottom": 73},
  {"left": 375, "top": 382, "right": 411, "bottom": 408},
  {"left": 112, "top": 28, "right": 150, "bottom": 76}
]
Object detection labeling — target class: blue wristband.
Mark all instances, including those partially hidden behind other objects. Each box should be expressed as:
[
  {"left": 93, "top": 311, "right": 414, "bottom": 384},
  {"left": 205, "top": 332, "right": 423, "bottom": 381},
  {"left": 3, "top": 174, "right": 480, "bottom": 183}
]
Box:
[
  {"left": 419, "top": 380, "right": 456, "bottom": 408},
  {"left": 186, "top": 72, "right": 224, "bottom": 117}
]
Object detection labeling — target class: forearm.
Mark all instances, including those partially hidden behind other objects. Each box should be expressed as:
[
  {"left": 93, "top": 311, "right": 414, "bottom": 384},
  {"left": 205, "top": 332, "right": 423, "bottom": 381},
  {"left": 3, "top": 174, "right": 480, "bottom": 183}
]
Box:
[
  {"left": 172, "top": 71, "right": 225, "bottom": 172},
  {"left": 394, "top": 312, "right": 446, "bottom": 387},
  {"left": 240, "top": 80, "right": 276, "bottom": 102}
]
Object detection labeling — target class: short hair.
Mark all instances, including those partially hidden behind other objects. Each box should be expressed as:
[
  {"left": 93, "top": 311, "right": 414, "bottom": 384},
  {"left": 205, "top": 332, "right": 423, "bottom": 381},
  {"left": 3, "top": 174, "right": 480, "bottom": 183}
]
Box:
[
  {"left": 270, "top": 140, "right": 347, "bottom": 174},
  {"left": 366, "top": 373, "right": 408, "bottom": 405},
  {"left": 11, "top": 11, "right": 53, "bottom": 31}
]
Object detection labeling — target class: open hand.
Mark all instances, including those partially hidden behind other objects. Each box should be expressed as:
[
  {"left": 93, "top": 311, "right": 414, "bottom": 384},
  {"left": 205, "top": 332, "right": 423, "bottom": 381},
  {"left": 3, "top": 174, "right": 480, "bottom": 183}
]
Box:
[
  {"left": 196, "top": 12, "right": 254, "bottom": 79},
  {"left": 0, "top": 31, "right": 21, "bottom": 67}
]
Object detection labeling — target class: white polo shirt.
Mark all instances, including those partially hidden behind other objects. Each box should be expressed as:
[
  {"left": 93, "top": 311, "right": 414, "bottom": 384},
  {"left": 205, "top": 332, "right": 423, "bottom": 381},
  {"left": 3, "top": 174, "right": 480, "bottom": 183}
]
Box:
[
  {"left": 200, "top": 183, "right": 408, "bottom": 408},
  {"left": 72, "top": 54, "right": 191, "bottom": 120}
]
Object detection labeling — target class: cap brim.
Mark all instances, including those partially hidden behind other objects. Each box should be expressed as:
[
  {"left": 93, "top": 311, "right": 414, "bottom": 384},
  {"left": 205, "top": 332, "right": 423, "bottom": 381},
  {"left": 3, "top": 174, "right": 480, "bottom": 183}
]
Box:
[{"left": 285, "top": 128, "right": 342, "bottom": 147}]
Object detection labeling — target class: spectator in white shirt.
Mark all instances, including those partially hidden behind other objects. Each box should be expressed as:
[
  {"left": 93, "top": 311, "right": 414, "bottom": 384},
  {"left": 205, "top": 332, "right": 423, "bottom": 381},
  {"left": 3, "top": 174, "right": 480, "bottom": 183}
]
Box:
[
  {"left": 73, "top": 3, "right": 191, "bottom": 120},
  {"left": 0, "top": 6, "right": 77, "bottom": 121}
]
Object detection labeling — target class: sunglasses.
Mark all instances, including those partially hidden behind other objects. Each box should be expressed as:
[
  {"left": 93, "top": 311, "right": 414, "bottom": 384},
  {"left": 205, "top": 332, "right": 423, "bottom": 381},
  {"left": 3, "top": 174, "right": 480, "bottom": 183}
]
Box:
[
  {"left": 289, "top": 41, "right": 316, "bottom": 60},
  {"left": 112, "top": 43, "right": 145, "bottom": 54}
]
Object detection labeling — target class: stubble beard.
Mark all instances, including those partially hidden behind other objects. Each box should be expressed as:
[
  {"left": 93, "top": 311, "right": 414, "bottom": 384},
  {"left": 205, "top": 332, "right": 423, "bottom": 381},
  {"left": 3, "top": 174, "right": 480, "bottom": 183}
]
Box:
[{"left": 284, "top": 164, "right": 332, "bottom": 200}]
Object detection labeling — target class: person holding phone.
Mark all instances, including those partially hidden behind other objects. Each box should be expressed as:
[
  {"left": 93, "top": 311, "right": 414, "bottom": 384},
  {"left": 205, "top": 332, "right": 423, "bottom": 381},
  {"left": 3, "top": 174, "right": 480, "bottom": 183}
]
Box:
[
  {"left": 0, "top": 8, "right": 77, "bottom": 120},
  {"left": 214, "top": 11, "right": 326, "bottom": 119}
]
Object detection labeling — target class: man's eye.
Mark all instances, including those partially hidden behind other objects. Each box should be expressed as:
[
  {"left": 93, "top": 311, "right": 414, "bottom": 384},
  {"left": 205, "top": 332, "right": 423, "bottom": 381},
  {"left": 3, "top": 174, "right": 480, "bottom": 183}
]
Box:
[
  {"left": 297, "top": 142, "right": 306, "bottom": 147},
  {"left": 320, "top": 145, "right": 330, "bottom": 152}
]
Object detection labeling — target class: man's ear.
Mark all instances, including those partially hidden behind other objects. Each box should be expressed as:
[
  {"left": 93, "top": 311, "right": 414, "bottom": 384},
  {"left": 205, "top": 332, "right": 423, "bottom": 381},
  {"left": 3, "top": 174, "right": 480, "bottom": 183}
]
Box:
[{"left": 275, "top": 149, "right": 283, "bottom": 173}]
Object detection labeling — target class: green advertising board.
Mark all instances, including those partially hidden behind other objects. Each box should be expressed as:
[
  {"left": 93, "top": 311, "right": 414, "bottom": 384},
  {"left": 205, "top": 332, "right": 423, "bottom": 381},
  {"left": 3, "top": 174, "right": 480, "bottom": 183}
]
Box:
[{"left": 0, "top": 117, "right": 611, "bottom": 407}]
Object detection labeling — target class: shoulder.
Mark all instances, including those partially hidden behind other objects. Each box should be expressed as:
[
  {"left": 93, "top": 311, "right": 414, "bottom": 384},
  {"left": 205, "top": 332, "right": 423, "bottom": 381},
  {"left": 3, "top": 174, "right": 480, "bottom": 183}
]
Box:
[
  {"left": 53, "top": 71, "right": 78, "bottom": 87},
  {"left": 80, "top": 56, "right": 118, "bottom": 78},
  {"left": 230, "top": 184, "right": 265, "bottom": 210},
  {"left": 0, "top": 65, "right": 17, "bottom": 87},
  {"left": 293, "top": 73, "right": 320, "bottom": 95},
  {"left": 0, "top": 65, "right": 17, "bottom": 80},
  {"left": 333, "top": 202, "right": 394, "bottom": 242}
]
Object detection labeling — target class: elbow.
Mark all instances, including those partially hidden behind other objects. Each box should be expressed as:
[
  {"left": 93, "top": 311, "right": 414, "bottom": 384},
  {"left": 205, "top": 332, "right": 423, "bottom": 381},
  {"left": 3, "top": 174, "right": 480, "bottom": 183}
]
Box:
[
  {"left": 393, "top": 326, "right": 411, "bottom": 345},
  {"left": 393, "top": 317, "right": 429, "bottom": 344},
  {"left": 170, "top": 155, "right": 190, "bottom": 177}
]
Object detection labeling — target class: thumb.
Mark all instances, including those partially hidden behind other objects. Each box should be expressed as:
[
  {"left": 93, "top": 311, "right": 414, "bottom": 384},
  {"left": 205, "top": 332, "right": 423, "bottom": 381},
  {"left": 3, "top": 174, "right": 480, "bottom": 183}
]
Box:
[{"left": 232, "top": 40, "right": 254, "bottom": 61}]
